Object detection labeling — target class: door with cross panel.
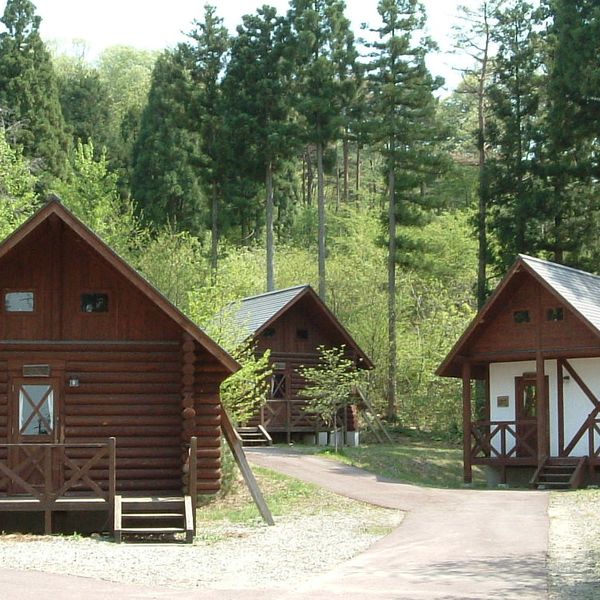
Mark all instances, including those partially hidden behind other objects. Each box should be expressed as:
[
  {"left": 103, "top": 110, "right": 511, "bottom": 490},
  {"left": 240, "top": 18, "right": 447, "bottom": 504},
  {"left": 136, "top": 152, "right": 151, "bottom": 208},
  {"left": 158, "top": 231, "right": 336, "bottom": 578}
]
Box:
[{"left": 9, "top": 378, "right": 60, "bottom": 494}]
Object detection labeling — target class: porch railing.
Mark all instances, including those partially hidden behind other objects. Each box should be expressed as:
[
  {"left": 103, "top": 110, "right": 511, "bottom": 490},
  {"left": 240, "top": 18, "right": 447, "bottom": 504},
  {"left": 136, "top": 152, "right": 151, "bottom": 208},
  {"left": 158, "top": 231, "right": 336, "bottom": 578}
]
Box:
[
  {"left": 470, "top": 420, "right": 537, "bottom": 461},
  {"left": 562, "top": 416, "right": 600, "bottom": 459},
  {"left": 0, "top": 439, "right": 116, "bottom": 503}
]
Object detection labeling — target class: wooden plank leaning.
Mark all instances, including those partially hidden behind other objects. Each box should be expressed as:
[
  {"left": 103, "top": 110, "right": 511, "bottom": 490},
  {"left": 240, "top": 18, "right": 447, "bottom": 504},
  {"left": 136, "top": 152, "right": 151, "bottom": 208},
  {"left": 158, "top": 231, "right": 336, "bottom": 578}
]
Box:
[{"left": 221, "top": 409, "right": 275, "bottom": 526}]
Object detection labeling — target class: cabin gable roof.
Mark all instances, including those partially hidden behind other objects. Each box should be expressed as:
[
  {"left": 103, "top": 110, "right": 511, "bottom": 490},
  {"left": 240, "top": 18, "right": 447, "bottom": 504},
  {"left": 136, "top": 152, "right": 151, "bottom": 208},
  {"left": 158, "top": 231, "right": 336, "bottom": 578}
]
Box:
[
  {"left": 227, "top": 285, "right": 374, "bottom": 369},
  {"left": 437, "top": 254, "right": 600, "bottom": 378},
  {"left": 0, "top": 200, "right": 239, "bottom": 373}
]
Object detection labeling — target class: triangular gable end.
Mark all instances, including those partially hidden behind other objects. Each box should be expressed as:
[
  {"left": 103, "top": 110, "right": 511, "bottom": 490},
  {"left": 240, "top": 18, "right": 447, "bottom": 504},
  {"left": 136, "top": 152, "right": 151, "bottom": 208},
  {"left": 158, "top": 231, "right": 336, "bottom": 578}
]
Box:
[
  {"left": 437, "top": 255, "right": 600, "bottom": 378},
  {"left": 0, "top": 200, "right": 239, "bottom": 374},
  {"left": 240, "top": 285, "right": 374, "bottom": 369}
]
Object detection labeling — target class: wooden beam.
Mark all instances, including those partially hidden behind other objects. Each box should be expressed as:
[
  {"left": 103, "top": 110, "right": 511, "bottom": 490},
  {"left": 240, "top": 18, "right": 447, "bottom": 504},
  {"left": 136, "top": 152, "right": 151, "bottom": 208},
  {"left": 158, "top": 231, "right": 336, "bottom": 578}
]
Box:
[
  {"left": 221, "top": 409, "right": 274, "bottom": 526},
  {"left": 462, "top": 362, "right": 473, "bottom": 484},
  {"left": 557, "top": 360, "right": 565, "bottom": 456},
  {"left": 536, "top": 352, "right": 548, "bottom": 462}
]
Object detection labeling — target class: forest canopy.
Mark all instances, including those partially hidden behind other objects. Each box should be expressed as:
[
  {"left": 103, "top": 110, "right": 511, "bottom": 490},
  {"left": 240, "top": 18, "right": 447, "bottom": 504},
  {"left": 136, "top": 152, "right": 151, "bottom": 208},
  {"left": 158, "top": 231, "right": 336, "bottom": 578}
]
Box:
[{"left": 0, "top": 0, "right": 597, "bottom": 435}]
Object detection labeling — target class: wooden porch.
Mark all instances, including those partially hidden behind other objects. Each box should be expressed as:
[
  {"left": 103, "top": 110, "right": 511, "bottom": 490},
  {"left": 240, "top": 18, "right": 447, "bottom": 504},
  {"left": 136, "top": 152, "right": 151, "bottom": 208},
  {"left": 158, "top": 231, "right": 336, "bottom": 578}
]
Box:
[{"left": 0, "top": 437, "right": 199, "bottom": 539}]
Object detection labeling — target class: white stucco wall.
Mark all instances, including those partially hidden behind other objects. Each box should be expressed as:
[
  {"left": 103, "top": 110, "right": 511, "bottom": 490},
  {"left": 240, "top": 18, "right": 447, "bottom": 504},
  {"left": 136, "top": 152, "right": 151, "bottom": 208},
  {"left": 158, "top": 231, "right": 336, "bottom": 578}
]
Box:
[{"left": 489, "top": 358, "right": 600, "bottom": 457}]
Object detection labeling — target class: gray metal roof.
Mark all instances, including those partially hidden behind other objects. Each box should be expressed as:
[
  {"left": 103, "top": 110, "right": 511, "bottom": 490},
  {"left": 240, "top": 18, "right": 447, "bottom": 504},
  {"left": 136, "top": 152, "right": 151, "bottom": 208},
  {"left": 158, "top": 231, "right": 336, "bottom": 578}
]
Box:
[
  {"left": 230, "top": 285, "right": 310, "bottom": 340},
  {"left": 520, "top": 254, "right": 600, "bottom": 334}
]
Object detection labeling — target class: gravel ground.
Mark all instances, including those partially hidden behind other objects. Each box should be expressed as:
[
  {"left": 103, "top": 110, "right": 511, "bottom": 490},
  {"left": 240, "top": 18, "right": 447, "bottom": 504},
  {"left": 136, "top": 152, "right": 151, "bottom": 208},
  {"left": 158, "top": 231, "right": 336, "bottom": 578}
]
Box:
[
  {"left": 548, "top": 489, "right": 600, "bottom": 600},
  {"left": 0, "top": 506, "right": 401, "bottom": 591}
]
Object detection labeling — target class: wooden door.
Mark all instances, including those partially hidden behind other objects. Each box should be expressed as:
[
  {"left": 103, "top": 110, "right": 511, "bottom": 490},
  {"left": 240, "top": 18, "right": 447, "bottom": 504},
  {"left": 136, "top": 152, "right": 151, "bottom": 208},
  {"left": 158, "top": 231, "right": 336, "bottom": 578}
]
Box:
[
  {"left": 515, "top": 376, "right": 546, "bottom": 458},
  {"left": 9, "top": 378, "right": 60, "bottom": 494}
]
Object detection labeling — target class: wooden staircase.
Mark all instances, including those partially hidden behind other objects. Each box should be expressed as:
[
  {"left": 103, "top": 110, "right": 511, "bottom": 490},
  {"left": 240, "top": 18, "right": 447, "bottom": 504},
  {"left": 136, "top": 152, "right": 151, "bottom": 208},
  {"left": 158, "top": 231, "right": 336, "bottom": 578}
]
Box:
[
  {"left": 237, "top": 425, "right": 273, "bottom": 447},
  {"left": 114, "top": 495, "right": 194, "bottom": 543},
  {"left": 353, "top": 385, "right": 394, "bottom": 444},
  {"left": 530, "top": 457, "right": 587, "bottom": 490}
]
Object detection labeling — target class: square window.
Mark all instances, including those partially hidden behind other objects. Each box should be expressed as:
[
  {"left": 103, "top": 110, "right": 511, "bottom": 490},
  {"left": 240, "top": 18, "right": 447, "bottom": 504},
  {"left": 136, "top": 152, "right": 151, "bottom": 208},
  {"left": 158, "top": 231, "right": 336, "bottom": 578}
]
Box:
[
  {"left": 81, "top": 293, "right": 109, "bottom": 313},
  {"left": 547, "top": 307, "right": 564, "bottom": 322},
  {"left": 5, "top": 291, "right": 34, "bottom": 312},
  {"left": 296, "top": 328, "right": 309, "bottom": 340},
  {"left": 513, "top": 310, "right": 530, "bottom": 324}
]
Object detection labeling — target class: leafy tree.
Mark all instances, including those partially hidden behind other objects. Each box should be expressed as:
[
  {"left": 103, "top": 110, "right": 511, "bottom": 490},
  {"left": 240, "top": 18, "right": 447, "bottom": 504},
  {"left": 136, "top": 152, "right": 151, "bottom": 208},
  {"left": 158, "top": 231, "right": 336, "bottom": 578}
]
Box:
[
  {"left": 222, "top": 6, "right": 298, "bottom": 291},
  {"left": 54, "top": 55, "right": 112, "bottom": 151},
  {"left": 485, "top": 0, "right": 544, "bottom": 271},
  {"left": 288, "top": 0, "right": 357, "bottom": 300},
  {"left": 367, "top": 0, "right": 445, "bottom": 420},
  {"left": 0, "top": 126, "right": 37, "bottom": 239},
  {"left": 51, "top": 140, "right": 141, "bottom": 260},
  {"left": 298, "top": 345, "right": 361, "bottom": 451},
  {"left": 453, "top": 1, "right": 499, "bottom": 307},
  {"left": 0, "top": 0, "right": 69, "bottom": 178},
  {"left": 131, "top": 48, "right": 206, "bottom": 233},
  {"left": 184, "top": 5, "right": 229, "bottom": 277},
  {"left": 534, "top": 0, "right": 600, "bottom": 269}
]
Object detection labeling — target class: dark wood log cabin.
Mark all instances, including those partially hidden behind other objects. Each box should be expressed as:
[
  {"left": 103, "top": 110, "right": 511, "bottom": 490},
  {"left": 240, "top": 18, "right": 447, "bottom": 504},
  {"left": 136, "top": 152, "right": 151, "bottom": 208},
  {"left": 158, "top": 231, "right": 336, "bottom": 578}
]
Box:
[
  {"left": 0, "top": 200, "right": 239, "bottom": 535},
  {"left": 438, "top": 254, "right": 600, "bottom": 489},
  {"left": 225, "top": 285, "right": 373, "bottom": 443}
]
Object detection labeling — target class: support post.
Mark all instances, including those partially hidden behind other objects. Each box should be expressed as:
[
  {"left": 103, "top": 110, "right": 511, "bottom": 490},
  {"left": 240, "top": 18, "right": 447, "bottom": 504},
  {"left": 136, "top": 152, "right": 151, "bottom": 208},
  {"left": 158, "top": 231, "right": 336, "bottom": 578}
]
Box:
[
  {"left": 108, "top": 437, "right": 116, "bottom": 531},
  {"left": 557, "top": 360, "right": 564, "bottom": 456},
  {"left": 536, "top": 351, "right": 549, "bottom": 462},
  {"left": 189, "top": 436, "right": 197, "bottom": 530},
  {"left": 462, "top": 361, "right": 473, "bottom": 484}
]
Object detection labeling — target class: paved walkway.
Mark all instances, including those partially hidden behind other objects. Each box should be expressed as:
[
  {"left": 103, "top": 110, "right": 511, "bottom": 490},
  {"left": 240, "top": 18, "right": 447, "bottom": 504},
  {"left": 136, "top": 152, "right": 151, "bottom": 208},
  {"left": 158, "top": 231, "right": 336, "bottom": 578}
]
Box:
[
  {"left": 246, "top": 447, "right": 550, "bottom": 600},
  {"left": 1, "top": 448, "right": 549, "bottom": 599}
]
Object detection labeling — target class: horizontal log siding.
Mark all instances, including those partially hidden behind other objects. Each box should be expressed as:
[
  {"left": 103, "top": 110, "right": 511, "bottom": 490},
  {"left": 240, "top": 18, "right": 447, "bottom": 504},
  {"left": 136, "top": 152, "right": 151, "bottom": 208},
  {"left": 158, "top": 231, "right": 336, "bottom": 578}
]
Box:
[
  {"left": 63, "top": 342, "right": 182, "bottom": 493},
  {"left": 193, "top": 343, "right": 227, "bottom": 494}
]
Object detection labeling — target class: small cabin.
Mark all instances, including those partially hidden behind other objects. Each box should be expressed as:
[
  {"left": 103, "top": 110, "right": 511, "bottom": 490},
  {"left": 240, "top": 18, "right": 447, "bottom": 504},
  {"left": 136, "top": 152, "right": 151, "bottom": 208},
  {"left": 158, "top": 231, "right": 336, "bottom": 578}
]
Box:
[
  {"left": 438, "top": 254, "right": 600, "bottom": 488},
  {"left": 0, "top": 200, "right": 239, "bottom": 536},
  {"left": 224, "top": 285, "right": 373, "bottom": 444}
]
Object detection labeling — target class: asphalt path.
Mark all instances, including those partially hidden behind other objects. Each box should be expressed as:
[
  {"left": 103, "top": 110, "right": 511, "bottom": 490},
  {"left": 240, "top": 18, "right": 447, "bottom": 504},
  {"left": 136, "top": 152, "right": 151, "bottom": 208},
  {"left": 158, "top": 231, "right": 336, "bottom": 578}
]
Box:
[
  {"left": 246, "top": 447, "right": 550, "bottom": 600},
  {"left": 0, "top": 447, "right": 549, "bottom": 599}
]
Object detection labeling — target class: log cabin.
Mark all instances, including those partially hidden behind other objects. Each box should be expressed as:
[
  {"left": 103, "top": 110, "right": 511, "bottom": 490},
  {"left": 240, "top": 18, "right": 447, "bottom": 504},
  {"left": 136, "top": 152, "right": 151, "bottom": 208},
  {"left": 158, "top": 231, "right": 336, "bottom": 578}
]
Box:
[
  {"left": 0, "top": 200, "right": 240, "bottom": 538},
  {"left": 223, "top": 285, "right": 373, "bottom": 444},
  {"left": 437, "top": 254, "right": 600, "bottom": 489}
]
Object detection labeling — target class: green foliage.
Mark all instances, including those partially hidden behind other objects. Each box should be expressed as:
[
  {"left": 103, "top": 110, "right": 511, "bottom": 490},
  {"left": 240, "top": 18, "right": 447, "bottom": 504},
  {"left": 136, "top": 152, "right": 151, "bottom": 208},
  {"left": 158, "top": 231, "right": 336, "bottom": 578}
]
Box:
[
  {"left": 298, "top": 345, "right": 361, "bottom": 444},
  {"left": 132, "top": 48, "right": 206, "bottom": 233},
  {"left": 51, "top": 141, "right": 141, "bottom": 261},
  {"left": 0, "top": 0, "right": 69, "bottom": 179},
  {"left": 0, "top": 127, "right": 38, "bottom": 239},
  {"left": 137, "top": 226, "right": 208, "bottom": 313}
]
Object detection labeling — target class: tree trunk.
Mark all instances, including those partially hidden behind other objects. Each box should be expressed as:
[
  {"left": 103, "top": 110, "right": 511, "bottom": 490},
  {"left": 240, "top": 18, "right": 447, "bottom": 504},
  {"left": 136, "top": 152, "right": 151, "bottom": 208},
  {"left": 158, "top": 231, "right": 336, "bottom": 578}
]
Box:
[
  {"left": 306, "top": 146, "right": 314, "bottom": 207},
  {"left": 317, "top": 139, "right": 326, "bottom": 301},
  {"left": 343, "top": 134, "right": 349, "bottom": 203},
  {"left": 356, "top": 144, "right": 361, "bottom": 197},
  {"left": 387, "top": 165, "right": 397, "bottom": 421},
  {"left": 476, "top": 6, "right": 491, "bottom": 309},
  {"left": 210, "top": 183, "right": 218, "bottom": 284},
  {"left": 266, "top": 161, "right": 275, "bottom": 292}
]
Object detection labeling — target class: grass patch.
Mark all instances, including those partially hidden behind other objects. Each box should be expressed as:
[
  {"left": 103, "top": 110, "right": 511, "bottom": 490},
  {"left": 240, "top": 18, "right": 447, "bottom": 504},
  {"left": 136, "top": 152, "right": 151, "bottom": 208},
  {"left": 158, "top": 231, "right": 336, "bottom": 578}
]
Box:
[
  {"left": 197, "top": 465, "right": 372, "bottom": 528},
  {"left": 287, "top": 431, "right": 486, "bottom": 488}
]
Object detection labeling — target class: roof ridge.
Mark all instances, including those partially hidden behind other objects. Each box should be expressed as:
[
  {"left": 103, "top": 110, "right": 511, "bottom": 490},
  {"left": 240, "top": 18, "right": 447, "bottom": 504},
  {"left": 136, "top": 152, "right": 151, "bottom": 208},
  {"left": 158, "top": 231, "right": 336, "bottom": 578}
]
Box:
[
  {"left": 239, "top": 285, "right": 310, "bottom": 303},
  {"left": 519, "top": 254, "right": 600, "bottom": 282}
]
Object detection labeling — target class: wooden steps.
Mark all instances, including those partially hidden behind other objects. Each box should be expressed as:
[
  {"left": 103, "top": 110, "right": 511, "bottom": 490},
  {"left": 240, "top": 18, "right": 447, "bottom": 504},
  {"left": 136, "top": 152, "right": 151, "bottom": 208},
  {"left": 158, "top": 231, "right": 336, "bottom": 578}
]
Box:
[
  {"left": 114, "top": 495, "right": 194, "bottom": 543},
  {"left": 237, "top": 425, "right": 273, "bottom": 447},
  {"left": 531, "top": 457, "right": 587, "bottom": 490}
]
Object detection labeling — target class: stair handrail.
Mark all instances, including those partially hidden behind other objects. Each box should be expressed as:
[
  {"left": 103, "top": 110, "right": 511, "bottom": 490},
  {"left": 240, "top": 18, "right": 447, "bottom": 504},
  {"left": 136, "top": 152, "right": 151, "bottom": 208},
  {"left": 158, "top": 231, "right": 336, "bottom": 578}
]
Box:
[
  {"left": 257, "top": 425, "right": 273, "bottom": 446},
  {"left": 570, "top": 456, "right": 588, "bottom": 489},
  {"left": 529, "top": 455, "right": 549, "bottom": 488}
]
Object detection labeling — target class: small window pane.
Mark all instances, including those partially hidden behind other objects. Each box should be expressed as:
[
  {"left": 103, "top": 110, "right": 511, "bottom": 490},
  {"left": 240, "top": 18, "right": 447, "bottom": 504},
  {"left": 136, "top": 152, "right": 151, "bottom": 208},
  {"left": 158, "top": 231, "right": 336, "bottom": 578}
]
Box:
[
  {"left": 19, "top": 385, "right": 54, "bottom": 435},
  {"left": 263, "top": 327, "right": 276, "bottom": 338},
  {"left": 547, "top": 307, "right": 564, "bottom": 322},
  {"left": 296, "top": 329, "right": 309, "bottom": 340},
  {"left": 81, "top": 293, "right": 108, "bottom": 313},
  {"left": 513, "top": 310, "right": 530, "bottom": 324},
  {"left": 5, "top": 292, "right": 34, "bottom": 312},
  {"left": 272, "top": 373, "right": 286, "bottom": 399}
]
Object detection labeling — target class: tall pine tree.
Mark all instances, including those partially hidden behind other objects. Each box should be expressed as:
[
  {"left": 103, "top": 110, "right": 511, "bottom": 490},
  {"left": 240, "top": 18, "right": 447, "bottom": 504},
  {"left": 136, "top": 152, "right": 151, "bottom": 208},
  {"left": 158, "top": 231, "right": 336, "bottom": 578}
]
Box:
[
  {"left": 368, "top": 0, "right": 445, "bottom": 420},
  {"left": 222, "top": 6, "right": 298, "bottom": 291},
  {"left": 0, "top": 0, "right": 69, "bottom": 179},
  {"left": 131, "top": 48, "right": 205, "bottom": 233}
]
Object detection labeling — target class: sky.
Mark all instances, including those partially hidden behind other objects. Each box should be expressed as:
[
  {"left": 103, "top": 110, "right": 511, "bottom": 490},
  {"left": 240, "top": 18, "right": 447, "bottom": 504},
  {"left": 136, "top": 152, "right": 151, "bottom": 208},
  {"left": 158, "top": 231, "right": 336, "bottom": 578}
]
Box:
[{"left": 2, "top": 0, "right": 480, "bottom": 93}]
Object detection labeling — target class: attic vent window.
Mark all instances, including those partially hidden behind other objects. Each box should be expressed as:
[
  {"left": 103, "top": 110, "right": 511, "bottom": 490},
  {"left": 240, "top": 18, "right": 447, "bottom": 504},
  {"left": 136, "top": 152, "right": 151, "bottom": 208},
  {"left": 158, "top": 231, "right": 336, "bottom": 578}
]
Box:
[
  {"left": 5, "top": 291, "right": 34, "bottom": 312},
  {"left": 513, "top": 310, "right": 531, "bottom": 324},
  {"left": 296, "top": 328, "right": 309, "bottom": 340},
  {"left": 547, "top": 307, "right": 564, "bottom": 322},
  {"left": 263, "top": 327, "right": 276, "bottom": 338},
  {"left": 81, "top": 293, "right": 108, "bottom": 313}
]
